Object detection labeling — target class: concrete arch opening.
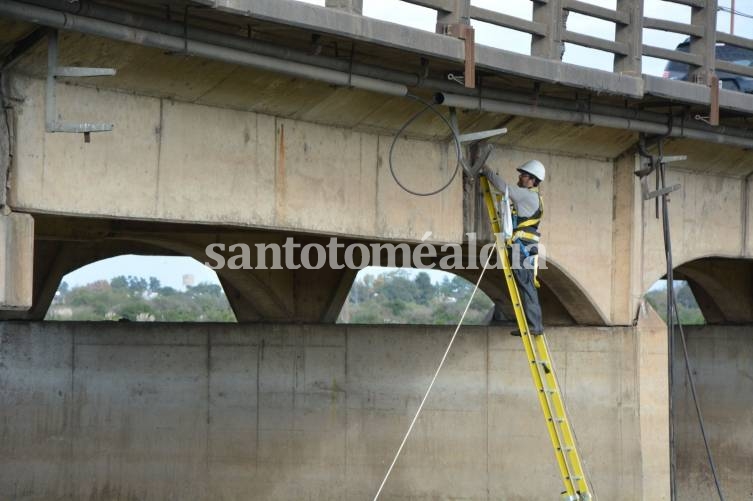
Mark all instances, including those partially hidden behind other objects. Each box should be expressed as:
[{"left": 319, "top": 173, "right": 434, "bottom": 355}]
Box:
[
  {"left": 46, "top": 255, "right": 235, "bottom": 322},
  {"left": 454, "top": 255, "right": 608, "bottom": 327},
  {"left": 337, "top": 267, "right": 494, "bottom": 324},
  {"left": 644, "top": 280, "right": 705, "bottom": 325},
  {"left": 672, "top": 257, "right": 753, "bottom": 325}
]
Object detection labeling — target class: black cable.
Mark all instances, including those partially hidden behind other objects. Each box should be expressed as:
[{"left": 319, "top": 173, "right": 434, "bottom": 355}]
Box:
[
  {"left": 388, "top": 94, "right": 463, "bottom": 197},
  {"left": 718, "top": 5, "right": 753, "bottom": 20},
  {"left": 657, "top": 147, "right": 726, "bottom": 501},
  {"left": 673, "top": 304, "right": 726, "bottom": 500}
]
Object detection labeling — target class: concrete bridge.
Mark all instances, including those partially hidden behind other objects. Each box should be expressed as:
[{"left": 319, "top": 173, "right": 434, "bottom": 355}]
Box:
[{"left": 0, "top": 0, "right": 752, "bottom": 499}]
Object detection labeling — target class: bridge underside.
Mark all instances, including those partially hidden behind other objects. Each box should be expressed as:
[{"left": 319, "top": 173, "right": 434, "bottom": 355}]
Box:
[{"left": 2, "top": 214, "right": 606, "bottom": 326}]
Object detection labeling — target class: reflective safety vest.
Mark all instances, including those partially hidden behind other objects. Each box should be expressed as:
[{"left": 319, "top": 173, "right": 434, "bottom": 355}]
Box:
[{"left": 511, "top": 187, "right": 543, "bottom": 246}]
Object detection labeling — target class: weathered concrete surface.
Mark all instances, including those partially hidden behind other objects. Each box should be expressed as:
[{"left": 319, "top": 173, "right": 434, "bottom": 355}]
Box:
[
  {"left": 641, "top": 168, "right": 748, "bottom": 290},
  {"left": 5, "top": 65, "right": 753, "bottom": 326},
  {"left": 673, "top": 325, "right": 753, "bottom": 501},
  {"left": 0, "top": 317, "right": 668, "bottom": 500},
  {"left": 9, "top": 75, "right": 462, "bottom": 244},
  {"left": 0, "top": 212, "right": 33, "bottom": 309}
]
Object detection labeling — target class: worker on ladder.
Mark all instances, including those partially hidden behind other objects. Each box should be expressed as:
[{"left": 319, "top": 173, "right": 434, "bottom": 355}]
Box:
[{"left": 482, "top": 160, "right": 546, "bottom": 336}]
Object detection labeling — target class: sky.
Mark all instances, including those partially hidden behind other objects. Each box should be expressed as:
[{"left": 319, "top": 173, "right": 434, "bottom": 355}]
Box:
[{"left": 62, "top": 0, "right": 753, "bottom": 291}]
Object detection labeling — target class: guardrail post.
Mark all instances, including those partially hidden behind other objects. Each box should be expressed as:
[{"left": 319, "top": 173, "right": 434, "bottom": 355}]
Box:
[
  {"left": 325, "top": 0, "right": 363, "bottom": 15},
  {"left": 532, "top": 0, "right": 566, "bottom": 60},
  {"left": 614, "top": 0, "right": 643, "bottom": 75},
  {"left": 436, "top": 0, "right": 475, "bottom": 88},
  {"left": 688, "top": 0, "right": 717, "bottom": 85},
  {"left": 435, "top": 0, "right": 470, "bottom": 32}
]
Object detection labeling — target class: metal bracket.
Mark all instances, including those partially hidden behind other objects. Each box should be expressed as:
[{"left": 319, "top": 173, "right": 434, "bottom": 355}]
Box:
[
  {"left": 448, "top": 108, "right": 507, "bottom": 176},
  {"left": 636, "top": 134, "right": 685, "bottom": 205},
  {"left": 447, "top": 73, "right": 465, "bottom": 86},
  {"left": 468, "top": 141, "right": 494, "bottom": 177},
  {"left": 46, "top": 30, "right": 115, "bottom": 134},
  {"left": 638, "top": 155, "right": 684, "bottom": 201}
]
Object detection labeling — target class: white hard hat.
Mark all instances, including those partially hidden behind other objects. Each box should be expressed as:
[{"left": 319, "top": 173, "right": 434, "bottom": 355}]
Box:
[{"left": 517, "top": 159, "right": 546, "bottom": 182}]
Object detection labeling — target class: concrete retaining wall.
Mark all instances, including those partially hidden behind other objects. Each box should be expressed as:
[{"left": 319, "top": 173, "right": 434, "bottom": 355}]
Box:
[
  {"left": 0, "top": 321, "right": 668, "bottom": 500},
  {"left": 673, "top": 325, "right": 753, "bottom": 501}
]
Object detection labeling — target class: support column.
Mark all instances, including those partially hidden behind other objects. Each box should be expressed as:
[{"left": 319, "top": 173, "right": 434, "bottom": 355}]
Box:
[
  {"left": 435, "top": 0, "right": 470, "bottom": 33},
  {"left": 688, "top": 0, "right": 718, "bottom": 84},
  {"left": 614, "top": 0, "right": 643, "bottom": 75},
  {"left": 532, "top": 0, "right": 566, "bottom": 60},
  {"left": 611, "top": 153, "right": 644, "bottom": 325},
  {"left": 0, "top": 212, "right": 33, "bottom": 310},
  {"left": 636, "top": 301, "right": 671, "bottom": 501}
]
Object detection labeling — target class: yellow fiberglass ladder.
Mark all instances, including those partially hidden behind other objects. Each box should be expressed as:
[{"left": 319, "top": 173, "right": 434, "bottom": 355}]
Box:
[{"left": 480, "top": 175, "right": 592, "bottom": 501}]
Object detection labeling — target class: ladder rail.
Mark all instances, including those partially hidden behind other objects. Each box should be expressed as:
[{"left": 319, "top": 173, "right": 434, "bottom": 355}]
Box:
[{"left": 480, "top": 176, "right": 591, "bottom": 500}]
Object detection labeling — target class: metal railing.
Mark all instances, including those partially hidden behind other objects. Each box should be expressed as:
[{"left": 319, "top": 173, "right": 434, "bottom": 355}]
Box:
[{"left": 324, "top": 0, "right": 753, "bottom": 84}]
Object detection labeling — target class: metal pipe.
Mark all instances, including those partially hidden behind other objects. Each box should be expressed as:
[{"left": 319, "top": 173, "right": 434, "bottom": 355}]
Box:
[
  {"left": 0, "top": 0, "right": 409, "bottom": 97},
  {"left": 24, "top": 0, "right": 423, "bottom": 87},
  {"left": 15, "top": 0, "right": 697, "bottom": 129},
  {"left": 3, "top": 0, "right": 753, "bottom": 148},
  {"left": 434, "top": 92, "right": 753, "bottom": 149}
]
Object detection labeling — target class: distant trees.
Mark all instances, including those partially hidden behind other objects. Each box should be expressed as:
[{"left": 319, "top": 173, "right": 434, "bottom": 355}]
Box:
[
  {"left": 644, "top": 281, "right": 705, "bottom": 325},
  {"left": 47, "top": 275, "right": 236, "bottom": 322},
  {"left": 46, "top": 272, "right": 705, "bottom": 327},
  {"left": 338, "top": 270, "right": 494, "bottom": 325}
]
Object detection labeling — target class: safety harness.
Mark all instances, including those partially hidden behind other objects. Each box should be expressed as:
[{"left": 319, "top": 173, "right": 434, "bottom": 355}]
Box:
[{"left": 510, "top": 187, "right": 543, "bottom": 287}]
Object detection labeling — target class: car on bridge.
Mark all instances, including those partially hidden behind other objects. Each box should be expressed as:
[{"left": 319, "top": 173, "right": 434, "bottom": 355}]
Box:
[{"left": 663, "top": 39, "right": 753, "bottom": 93}]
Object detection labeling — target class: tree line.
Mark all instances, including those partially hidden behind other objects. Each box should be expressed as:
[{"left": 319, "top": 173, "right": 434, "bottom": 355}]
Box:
[
  {"left": 337, "top": 270, "right": 494, "bottom": 324},
  {"left": 46, "top": 272, "right": 703, "bottom": 325},
  {"left": 47, "top": 276, "right": 235, "bottom": 322}
]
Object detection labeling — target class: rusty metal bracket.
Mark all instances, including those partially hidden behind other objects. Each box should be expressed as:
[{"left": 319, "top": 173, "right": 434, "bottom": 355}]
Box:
[
  {"left": 46, "top": 30, "right": 115, "bottom": 134},
  {"left": 636, "top": 134, "right": 684, "bottom": 214},
  {"left": 441, "top": 23, "right": 475, "bottom": 89},
  {"left": 695, "top": 74, "right": 720, "bottom": 126}
]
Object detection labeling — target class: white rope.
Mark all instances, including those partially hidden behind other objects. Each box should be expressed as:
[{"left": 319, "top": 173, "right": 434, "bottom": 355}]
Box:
[{"left": 372, "top": 250, "right": 495, "bottom": 501}]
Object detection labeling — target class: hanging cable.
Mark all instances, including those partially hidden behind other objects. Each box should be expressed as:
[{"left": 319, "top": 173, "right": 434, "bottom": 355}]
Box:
[
  {"left": 718, "top": 5, "right": 753, "bottom": 20},
  {"left": 389, "top": 94, "right": 464, "bottom": 197},
  {"left": 656, "top": 145, "right": 726, "bottom": 501},
  {"left": 673, "top": 306, "right": 726, "bottom": 500},
  {"left": 372, "top": 249, "right": 494, "bottom": 501}
]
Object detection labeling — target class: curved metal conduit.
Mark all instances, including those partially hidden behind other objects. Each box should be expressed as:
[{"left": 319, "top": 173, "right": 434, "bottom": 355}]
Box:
[{"left": 3, "top": 0, "right": 753, "bottom": 148}]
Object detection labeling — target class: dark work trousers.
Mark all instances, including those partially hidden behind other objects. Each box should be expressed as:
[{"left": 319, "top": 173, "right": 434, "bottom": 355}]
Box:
[{"left": 510, "top": 253, "right": 544, "bottom": 334}]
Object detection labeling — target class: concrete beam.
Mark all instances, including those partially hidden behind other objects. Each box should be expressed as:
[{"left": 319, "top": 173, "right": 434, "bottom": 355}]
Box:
[
  {"left": 0, "top": 213, "right": 33, "bottom": 310},
  {"left": 325, "top": 0, "right": 362, "bottom": 15}
]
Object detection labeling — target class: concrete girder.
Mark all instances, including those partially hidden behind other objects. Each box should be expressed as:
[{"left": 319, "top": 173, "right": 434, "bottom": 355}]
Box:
[
  {"left": 24, "top": 215, "right": 606, "bottom": 326},
  {"left": 126, "top": 234, "right": 359, "bottom": 323},
  {"left": 18, "top": 218, "right": 361, "bottom": 323}
]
